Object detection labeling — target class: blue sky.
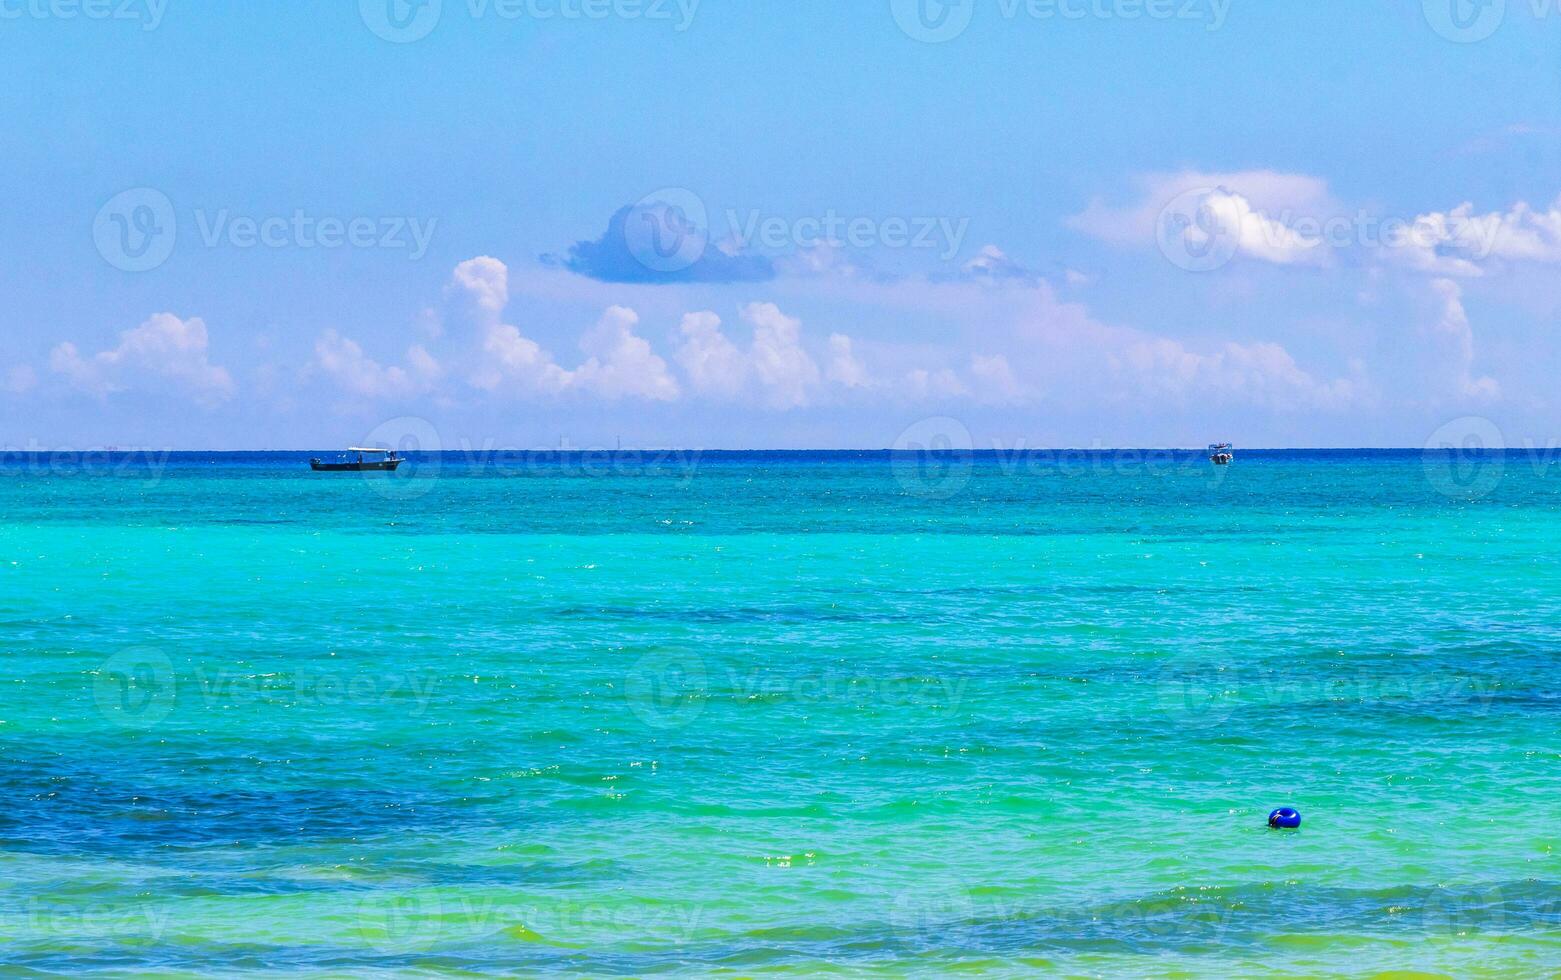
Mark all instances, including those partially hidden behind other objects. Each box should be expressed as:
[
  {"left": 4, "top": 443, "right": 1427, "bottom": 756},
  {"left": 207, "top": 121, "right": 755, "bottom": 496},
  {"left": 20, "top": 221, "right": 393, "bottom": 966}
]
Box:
[{"left": 4, "top": 0, "right": 1560, "bottom": 449}]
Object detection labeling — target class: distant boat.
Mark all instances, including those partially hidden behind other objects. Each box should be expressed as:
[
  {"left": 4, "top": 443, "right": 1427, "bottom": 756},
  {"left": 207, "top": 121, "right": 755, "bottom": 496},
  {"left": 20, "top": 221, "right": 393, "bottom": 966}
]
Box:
[
  {"left": 1209, "top": 443, "right": 1234, "bottom": 465},
  {"left": 310, "top": 448, "right": 403, "bottom": 472}
]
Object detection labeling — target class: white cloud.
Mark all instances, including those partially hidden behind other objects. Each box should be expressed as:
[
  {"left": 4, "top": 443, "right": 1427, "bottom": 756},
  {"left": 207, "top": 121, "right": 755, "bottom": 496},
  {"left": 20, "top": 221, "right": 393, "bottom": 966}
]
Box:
[
  {"left": 433, "top": 253, "right": 1375, "bottom": 419},
  {"left": 1110, "top": 337, "right": 1367, "bottom": 411},
  {"left": 745, "top": 302, "right": 821, "bottom": 408},
  {"left": 903, "top": 367, "right": 968, "bottom": 400},
  {"left": 3, "top": 365, "right": 36, "bottom": 395},
  {"left": 676, "top": 311, "right": 747, "bottom": 398},
  {"left": 407, "top": 344, "right": 443, "bottom": 383},
  {"left": 1070, "top": 169, "right": 1336, "bottom": 267},
  {"left": 1387, "top": 199, "right": 1561, "bottom": 277},
  {"left": 476, "top": 323, "right": 572, "bottom": 394},
  {"left": 449, "top": 255, "right": 510, "bottom": 316},
  {"left": 1427, "top": 279, "right": 1500, "bottom": 401},
  {"left": 962, "top": 244, "right": 1043, "bottom": 282},
  {"left": 826, "top": 333, "right": 870, "bottom": 389},
  {"left": 902, "top": 271, "right": 1370, "bottom": 412},
  {"left": 450, "top": 258, "right": 678, "bottom": 401},
  {"left": 315, "top": 331, "right": 407, "bottom": 398},
  {"left": 312, "top": 330, "right": 442, "bottom": 400},
  {"left": 969, "top": 353, "right": 1029, "bottom": 404},
  {"left": 50, "top": 313, "right": 234, "bottom": 405},
  {"left": 450, "top": 257, "right": 572, "bottom": 395},
  {"left": 1076, "top": 171, "right": 1561, "bottom": 280},
  {"left": 674, "top": 303, "right": 839, "bottom": 408},
  {"left": 572, "top": 305, "right": 680, "bottom": 402}
]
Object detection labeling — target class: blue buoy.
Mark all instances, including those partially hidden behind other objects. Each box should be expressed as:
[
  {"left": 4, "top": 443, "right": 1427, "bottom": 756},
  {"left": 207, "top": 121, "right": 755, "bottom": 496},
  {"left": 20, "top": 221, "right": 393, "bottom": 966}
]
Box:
[{"left": 1268, "top": 807, "right": 1302, "bottom": 829}]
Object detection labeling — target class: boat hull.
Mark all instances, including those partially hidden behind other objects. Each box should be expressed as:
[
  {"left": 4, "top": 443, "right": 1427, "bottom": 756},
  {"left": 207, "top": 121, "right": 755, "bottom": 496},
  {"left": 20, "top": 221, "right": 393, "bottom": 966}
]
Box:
[{"left": 310, "top": 459, "right": 404, "bottom": 472}]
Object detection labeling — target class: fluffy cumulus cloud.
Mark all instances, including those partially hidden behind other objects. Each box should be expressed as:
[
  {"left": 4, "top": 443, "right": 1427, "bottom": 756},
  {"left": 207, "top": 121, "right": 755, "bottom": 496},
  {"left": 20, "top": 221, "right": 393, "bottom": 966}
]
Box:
[
  {"left": 477, "top": 322, "right": 573, "bottom": 395},
  {"left": 825, "top": 334, "right": 870, "bottom": 389},
  {"left": 50, "top": 313, "right": 234, "bottom": 405},
  {"left": 675, "top": 303, "right": 838, "bottom": 408},
  {"left": 940, "top": 271, "right": 1364, "bottom": 412},
  {"left": 571, "top": 306, "right": 679, "bottom": 401},
  {"left": 450, "top": 254, "right": 510, "bottom": 316},
  {"left": 1426, "top": 279, "right": 1499, "bottom": 401},
  {"left": 453, "top": 256, "right": 573, "bottom": 395},
  {"left": 1069, "top": 169, "right": 1543, "bottom": 404},
  {"left": 452, "top": 257, "right": 678, "bottom": 400},
  {"left": 746, "top": 303, "right": 821, "bottom": 408},
  {"left": 903, "top": 367, "right": 967, "bottom": 401},
  {"left": 312, "top": 330, "right": 441, "bottom": 400},
  {"left": 1109, "top": 337, "right": 1367, "bottom": 411},
  {"left": 674, "top": 311, "right": 747, "bottom": 399},
  {"left": 1387, "top": 198, "right": 1561, "bottom": 277},
  {"left": 1075, "top": 168, "right": 1561, "bottom": 282},
  {"left": 969, "top": 353, "right": 1028, "bottom": 404},
  {"left": 1069, "top": 169, "right": 1335, "bottom": 267},
  {"left": 36, "top": 216, "right": 1493, "bottom": 430}
]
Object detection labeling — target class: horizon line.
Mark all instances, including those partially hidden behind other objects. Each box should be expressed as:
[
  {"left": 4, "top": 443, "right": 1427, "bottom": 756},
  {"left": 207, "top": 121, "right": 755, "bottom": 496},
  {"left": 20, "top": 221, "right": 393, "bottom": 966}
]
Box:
[{"left": 0, "top": 446, "right": 1509, "bottom": 454}]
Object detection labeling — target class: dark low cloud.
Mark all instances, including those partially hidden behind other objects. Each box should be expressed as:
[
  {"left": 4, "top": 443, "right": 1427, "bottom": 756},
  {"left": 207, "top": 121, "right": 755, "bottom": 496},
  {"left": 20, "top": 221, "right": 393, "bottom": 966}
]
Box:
[{"left": 545, "top": 204, "right": 776, "bottom": 285}]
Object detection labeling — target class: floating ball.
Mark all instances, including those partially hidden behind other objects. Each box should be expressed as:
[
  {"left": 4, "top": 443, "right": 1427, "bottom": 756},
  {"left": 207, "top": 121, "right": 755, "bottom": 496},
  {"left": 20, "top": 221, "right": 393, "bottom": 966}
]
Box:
[{"left": 1267, "top": 807, "right": 1301, "bottom": 829}]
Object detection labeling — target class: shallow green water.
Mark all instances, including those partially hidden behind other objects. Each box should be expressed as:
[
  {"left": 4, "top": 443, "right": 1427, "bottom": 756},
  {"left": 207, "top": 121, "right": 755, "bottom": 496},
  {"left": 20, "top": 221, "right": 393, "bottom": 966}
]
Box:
[{"left": 1, "top": 451, "right": 1557, "bottom": 975}]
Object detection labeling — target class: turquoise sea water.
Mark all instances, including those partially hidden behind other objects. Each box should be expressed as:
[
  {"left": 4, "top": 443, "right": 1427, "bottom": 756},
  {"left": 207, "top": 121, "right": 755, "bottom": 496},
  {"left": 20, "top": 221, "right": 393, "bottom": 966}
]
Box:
[{"left": 1, "top": 449, "right": 1557, "bottom": 976}]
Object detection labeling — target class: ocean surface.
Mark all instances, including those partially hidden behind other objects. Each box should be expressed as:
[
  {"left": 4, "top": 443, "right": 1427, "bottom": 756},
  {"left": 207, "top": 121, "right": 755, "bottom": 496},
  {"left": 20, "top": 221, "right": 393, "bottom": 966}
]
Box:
[{"left": 1, "top": 449, "right": 1557, "bottom": 976}]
